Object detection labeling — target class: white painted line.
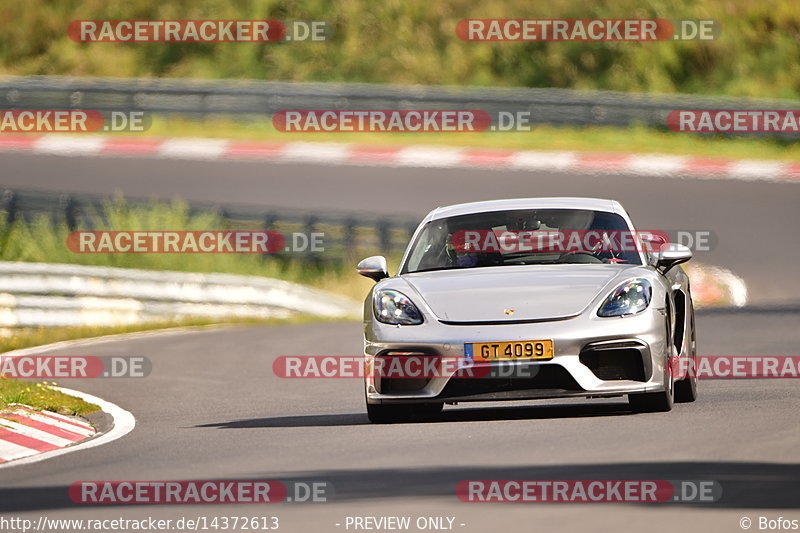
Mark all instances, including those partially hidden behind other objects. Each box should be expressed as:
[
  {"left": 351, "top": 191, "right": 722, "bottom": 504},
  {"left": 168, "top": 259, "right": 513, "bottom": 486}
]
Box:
[
  {"left": 7, "top": 408, "right": 95, "bottom": 437},
  {"left": 158, "top": 138, "right": 229, "bottom": 160},
  {"left": 34, "top": 135, "right": 105, "bottom": 156},
  {"left": 0, "top": 387, "right": 135, "bottom": 469},
  {"left": 510, "top": 151, "right": 577, "bottom": 171},
  {"left": 0, "top": 418, "right": 74, "bottom": 447},
  {"left": 0, "top": 439, "right": 39, "bottom": 462},
  {"left": 280, "top": 142, "right": 349, "bottom": 163}
]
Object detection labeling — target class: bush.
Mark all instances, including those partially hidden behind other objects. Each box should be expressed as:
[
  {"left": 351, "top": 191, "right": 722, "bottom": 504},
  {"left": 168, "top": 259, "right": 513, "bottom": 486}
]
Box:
[{"left": 1, "top": 0, "right": 798, "bottom": 98}]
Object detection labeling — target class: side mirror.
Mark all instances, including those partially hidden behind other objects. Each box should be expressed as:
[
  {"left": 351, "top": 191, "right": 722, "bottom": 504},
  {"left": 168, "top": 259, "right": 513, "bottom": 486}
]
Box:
[
  {"left": 656, "top": 243, "right": 692, "bottom": 273},
  {"left": 357, "top": 256, "right": 389, "bottom": 282}
]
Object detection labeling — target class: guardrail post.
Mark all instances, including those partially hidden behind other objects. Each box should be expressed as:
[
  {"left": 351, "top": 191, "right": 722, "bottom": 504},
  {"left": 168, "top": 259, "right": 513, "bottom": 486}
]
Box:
[
  {"left": 62, "top": 195, "right": 78, "bottom": 230},
  {"left": 262, "top": 212, "right": 278, "bottom": 261},
  {"left": 304, "top": 215, "right": 320, "bottom": 266},
  {"left": 263, "top": 212, "right": 277, "bottom": 231},
  {"left": 344, "top": 217, "right": 357, "bottom": 258},
  {"left": 2, "top": 190, "right": 17, "bottom": 225},
  {"left": 377, "top": 220, "right": 391, "bottom": 253}
]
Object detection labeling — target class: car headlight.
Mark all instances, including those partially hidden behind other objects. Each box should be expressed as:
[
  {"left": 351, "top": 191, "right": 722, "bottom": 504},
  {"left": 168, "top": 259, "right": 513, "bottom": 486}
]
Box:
[
  {"left": 597, "top": 278, "right": 652, "bottom": 317},
  {"left": 373, "top": 289, "right": 423, "bottom": 325}
]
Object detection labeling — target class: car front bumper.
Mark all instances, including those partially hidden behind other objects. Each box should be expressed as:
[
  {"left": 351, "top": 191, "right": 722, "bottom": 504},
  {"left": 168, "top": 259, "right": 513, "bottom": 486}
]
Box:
[{"left": 364, "top": 306, "right": 671, "bottom": 405}]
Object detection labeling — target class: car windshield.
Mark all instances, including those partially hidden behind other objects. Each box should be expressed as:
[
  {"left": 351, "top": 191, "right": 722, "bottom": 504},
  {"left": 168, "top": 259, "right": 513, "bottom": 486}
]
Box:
[{"left": 402, "top": 209, "right": 643, "bottom": 274}]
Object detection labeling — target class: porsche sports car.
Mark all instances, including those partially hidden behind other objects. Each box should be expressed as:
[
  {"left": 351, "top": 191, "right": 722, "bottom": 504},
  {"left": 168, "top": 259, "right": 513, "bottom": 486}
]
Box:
[{"left": 358, "top": 197, "right": 697, "bottom": 423}]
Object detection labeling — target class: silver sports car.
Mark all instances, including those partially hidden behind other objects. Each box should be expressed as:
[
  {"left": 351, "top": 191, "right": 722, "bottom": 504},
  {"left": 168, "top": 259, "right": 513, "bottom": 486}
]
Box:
[{"left": 358, "top": 198, "right": 697, "bottom": 423}]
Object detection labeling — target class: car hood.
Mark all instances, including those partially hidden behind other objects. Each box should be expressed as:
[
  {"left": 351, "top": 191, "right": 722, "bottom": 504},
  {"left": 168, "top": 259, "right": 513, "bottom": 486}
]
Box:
[{"left": 402, "top": 265, "right": 629, "bottom": 322}]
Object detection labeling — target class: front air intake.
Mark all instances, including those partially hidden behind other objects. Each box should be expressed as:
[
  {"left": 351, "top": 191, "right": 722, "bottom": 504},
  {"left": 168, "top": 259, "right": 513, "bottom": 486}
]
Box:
[{"left": 579, "top": 343, "right": 647, "bottom": 381}]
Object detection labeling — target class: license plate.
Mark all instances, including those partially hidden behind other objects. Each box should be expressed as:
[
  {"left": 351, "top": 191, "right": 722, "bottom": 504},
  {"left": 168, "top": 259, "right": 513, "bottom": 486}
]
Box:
[{"left": 465, "top": 340, "right": 554, "bottom": 361}]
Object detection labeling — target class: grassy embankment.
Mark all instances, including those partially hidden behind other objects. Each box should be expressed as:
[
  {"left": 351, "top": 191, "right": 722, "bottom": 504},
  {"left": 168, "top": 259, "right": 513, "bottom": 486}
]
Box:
[
  {"left": 0, "top": 377, "right": 99, "bottom": 415},
  {"left": 3, "top": 0, "right": 799, "bottom": 100}
]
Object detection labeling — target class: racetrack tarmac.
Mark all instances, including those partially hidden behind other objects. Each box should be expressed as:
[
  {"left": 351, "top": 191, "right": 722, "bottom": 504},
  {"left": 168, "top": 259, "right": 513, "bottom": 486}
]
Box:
[{"left": 0, "top": 310, "right": 798, "bottom": 532}]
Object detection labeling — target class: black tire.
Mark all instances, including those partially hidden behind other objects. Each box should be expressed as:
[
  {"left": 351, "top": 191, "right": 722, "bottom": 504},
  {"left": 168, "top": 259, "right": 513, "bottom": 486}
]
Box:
[
  {"left": 629, "top": 372, "right": 674, "bottom": 413},
  {"left": 366, "top": 402, "right": 411, "bottom": 424},
  {"left": 675, "top": 304, "right": 698, "bottom": 403},
  {"left": 629, "top": 390, "right": 673, "bottom": 412},
  {"left": 412, "top": 402, "right": 444, "bottom": 417},
  {"left": 674, "top": 357, "right": 698, "bottom": 403},
  {"left": 630, "top": 297, "right": 677, "bottom": 413}
]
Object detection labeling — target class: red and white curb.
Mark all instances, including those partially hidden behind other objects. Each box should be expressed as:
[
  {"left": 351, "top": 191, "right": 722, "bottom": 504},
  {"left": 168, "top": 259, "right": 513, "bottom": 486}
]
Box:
[
  {"left": 0, "top": 387, "right": 134, "bottom": 468},
  {"left": 0, "top": 135, "right": 798, "bottom": 183},
  {"left": 0, "top": 403, "right": 95, "bottom": 463}
]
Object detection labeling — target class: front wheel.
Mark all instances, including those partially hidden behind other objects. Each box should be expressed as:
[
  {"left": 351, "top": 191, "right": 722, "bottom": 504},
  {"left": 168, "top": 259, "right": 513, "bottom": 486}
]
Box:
[
  {"left": 675, "top": 303, "right": 698, "bottom": 403},
  {"left": 629, "top": 373, "right": 674, "bottom": 413},
  {"left": 674, "top": 358, "right": 698, "bottom": 403},
  {"left": 366, "top": 402, "right": 411, "bottom": 424},
  {"left": 412, "top": 402, "right": 444, "bottom": 417}
]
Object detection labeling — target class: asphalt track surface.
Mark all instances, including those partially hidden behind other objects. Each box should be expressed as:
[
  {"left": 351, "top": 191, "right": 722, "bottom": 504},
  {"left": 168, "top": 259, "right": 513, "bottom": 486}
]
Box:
[{"left": 0, "top": 152, "right": 798, "bottom": 532}]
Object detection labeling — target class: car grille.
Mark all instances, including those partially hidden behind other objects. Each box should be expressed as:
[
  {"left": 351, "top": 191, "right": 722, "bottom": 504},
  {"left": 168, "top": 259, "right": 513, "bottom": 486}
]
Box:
[
  {"left": 374, "top": 351, "right": 437, "bottom": 394},
  {"left": 438, "top": 364, "right": 583, "bottom": 399},
  {"left": 579, "top": 343, "right": 646, "bottom": 381}
]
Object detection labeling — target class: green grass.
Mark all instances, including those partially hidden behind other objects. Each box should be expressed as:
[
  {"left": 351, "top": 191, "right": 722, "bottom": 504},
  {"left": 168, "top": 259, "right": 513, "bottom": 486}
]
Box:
[
  {"left": 0, "top": 377, "right": 100, "bottom": 415},
  {"left": 146, "top": 116, "right": 800, "bottom": 161}
]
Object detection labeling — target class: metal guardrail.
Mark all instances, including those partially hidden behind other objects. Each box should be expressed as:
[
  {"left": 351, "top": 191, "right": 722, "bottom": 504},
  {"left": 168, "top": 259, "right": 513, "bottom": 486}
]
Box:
[
  {"left": 0, "top": 189, "right": 373, "bottom": 328},
  {"left": 1, "top": 75, "right": 799, "bottom": 129},
  {"left": 0, "top": 188, "right": 418, "bottom": 264},
  {"left": 0, "top": 261, "right": 359, "bottom": 328}
]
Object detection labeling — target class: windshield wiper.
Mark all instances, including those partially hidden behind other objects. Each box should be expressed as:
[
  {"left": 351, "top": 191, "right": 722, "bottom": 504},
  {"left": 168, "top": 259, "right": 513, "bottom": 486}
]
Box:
[{"left": 407, "top": 265, "right": 482, "bottom": 274}]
